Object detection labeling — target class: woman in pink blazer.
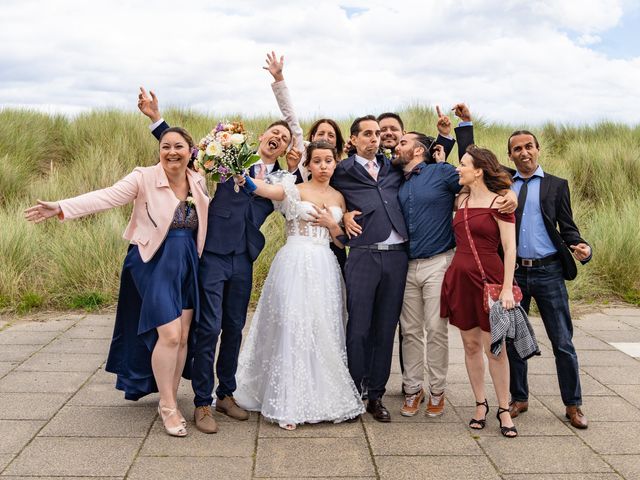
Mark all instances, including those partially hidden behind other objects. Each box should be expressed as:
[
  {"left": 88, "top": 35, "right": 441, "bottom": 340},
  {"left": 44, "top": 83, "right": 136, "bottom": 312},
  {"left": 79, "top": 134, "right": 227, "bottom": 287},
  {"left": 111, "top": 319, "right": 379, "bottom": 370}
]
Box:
[{"left": 25, "top": 127, "right": 209, "bottom": 437}]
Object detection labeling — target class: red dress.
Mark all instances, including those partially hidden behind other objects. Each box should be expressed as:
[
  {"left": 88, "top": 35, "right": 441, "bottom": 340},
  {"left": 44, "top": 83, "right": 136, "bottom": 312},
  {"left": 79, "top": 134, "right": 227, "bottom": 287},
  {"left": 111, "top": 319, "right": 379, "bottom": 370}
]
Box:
[{"left": 440, "top": 207, "right": 516, "bottom": 332}]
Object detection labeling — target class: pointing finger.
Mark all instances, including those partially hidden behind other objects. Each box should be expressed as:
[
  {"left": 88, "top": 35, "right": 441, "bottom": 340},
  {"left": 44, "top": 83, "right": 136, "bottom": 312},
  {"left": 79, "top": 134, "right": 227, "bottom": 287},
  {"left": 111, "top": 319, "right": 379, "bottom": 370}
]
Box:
[{"left": 436, "top": 105, "right": 443, "bottom": 117}]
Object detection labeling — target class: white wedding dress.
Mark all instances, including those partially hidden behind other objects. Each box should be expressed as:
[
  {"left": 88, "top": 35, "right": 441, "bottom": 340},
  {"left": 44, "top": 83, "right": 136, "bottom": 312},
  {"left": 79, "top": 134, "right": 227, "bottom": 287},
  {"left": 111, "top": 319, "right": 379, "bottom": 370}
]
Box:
[{"left": 234, "top": 173, "right": 365, "bottom": 425}]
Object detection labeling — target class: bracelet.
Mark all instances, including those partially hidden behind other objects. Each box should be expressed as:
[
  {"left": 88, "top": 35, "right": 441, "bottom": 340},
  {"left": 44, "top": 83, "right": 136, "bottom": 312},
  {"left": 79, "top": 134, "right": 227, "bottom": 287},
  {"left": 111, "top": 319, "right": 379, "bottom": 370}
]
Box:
[{"left": 243, "top": 175, "right": 257, "bottom": 193}]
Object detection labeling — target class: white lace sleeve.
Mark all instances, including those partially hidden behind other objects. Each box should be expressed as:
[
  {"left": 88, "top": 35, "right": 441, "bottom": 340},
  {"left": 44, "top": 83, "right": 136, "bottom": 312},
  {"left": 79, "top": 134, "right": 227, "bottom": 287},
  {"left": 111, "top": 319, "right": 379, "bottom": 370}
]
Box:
[{"left": 265, "top": 171, "right": 299, "bottom": 219}]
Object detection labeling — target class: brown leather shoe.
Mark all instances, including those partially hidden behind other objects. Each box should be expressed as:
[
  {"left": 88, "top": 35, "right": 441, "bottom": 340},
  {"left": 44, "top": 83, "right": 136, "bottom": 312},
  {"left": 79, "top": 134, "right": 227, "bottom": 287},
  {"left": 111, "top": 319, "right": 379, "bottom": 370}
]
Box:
[
  {"left": 565, "top": 406, "right": 588, "bottom": 429},
  {"left": 367, "top": 399, "right": 391, "bottom": 422},
  {"left": 509, "top": 400, "right": 529, "bottom": 418},
  {"left": 194, "top": 405, "right": 218, "bottom": 433},
  {"left": 215, "top": 396, "right": 249, "bottom": 421},
  {"left": 400, "top": 389, "right": 425, "bottom": 417}
]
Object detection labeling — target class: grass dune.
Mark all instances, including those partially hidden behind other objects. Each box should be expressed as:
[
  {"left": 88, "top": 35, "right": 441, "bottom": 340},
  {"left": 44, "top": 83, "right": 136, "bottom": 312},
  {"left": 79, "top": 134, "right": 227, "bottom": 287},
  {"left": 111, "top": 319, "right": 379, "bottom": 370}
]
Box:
[{"left": 0, "top": 107, "right": 638, "bottom": 311}]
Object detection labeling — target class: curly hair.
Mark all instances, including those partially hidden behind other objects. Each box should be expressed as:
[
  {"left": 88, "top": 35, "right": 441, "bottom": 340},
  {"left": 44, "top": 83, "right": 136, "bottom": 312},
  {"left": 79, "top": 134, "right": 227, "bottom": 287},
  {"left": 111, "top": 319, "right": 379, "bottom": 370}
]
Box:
[{"left": 465, "top": 145, "right": 512, "bottom": 193}]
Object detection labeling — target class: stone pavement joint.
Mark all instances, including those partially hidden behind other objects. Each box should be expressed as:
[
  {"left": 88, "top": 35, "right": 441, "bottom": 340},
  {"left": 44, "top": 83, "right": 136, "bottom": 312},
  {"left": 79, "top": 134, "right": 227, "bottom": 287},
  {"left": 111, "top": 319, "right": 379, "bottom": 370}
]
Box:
[{"left": 0, "top": 306, "right": 638, "bottom": 479}]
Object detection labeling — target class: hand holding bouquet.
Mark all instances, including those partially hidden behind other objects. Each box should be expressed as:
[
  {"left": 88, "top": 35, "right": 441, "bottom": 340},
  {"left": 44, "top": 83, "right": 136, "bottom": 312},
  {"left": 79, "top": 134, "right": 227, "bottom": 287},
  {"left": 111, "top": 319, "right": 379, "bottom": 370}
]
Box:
[{"left": 193, "top": 121, "right": 261, "bottom": 192}]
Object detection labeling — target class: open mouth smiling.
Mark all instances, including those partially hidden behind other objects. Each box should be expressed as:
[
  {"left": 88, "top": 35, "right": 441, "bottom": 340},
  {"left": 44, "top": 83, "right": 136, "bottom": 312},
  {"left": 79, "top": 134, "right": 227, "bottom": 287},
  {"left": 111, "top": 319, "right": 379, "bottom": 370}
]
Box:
[{"left": 268, "top": 139, "right": 280, "bottom": 150}]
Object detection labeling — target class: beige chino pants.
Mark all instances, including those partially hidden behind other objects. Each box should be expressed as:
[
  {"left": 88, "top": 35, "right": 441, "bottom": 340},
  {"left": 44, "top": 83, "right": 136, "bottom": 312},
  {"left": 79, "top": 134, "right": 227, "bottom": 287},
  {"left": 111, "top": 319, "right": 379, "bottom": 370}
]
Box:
[{"left": 400, "top": 249, "right": 454, "bottom": 395}]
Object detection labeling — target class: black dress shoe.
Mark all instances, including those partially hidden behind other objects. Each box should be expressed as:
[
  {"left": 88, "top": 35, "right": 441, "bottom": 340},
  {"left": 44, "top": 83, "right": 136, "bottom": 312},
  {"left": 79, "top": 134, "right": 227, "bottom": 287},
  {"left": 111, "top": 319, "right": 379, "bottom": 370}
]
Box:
[{"left": 367, "top": 399, "right": 391, "bottom": 422}]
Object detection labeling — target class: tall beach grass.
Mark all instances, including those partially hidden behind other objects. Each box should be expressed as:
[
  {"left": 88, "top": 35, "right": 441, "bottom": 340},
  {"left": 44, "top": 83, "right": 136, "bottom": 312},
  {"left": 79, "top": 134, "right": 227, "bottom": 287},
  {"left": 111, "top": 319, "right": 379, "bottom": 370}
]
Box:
[{"left": 0, "top": 107, "right": 638, "bottom": 312}]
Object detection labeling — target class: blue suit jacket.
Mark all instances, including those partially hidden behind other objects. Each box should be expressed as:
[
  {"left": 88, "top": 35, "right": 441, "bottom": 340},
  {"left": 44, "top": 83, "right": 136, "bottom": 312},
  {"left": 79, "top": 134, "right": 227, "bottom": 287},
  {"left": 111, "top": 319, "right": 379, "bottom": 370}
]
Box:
[
  {"left": 331, "top": 153, "right": 407, "bottom": 246},
  {"left": 152, "top": 121, "right": 281, "bottom": 261}
]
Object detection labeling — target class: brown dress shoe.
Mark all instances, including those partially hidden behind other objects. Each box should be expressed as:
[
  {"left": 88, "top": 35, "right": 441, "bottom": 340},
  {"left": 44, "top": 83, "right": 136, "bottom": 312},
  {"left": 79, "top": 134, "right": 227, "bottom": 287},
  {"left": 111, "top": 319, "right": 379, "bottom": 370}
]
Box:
[
  {"left": 565, "top": 406, "right": 588, "bottom": 429},
  {"left": 509, "top": 400, "right": 529, "bottom": 418},
  {"left": 216, "top": 396, "right": 250, "bottom": 421},
  {"left": 194, "top": 406, "right": 218, "bottom": 434},
  {"left": 367, "top": 399, "right": 391, "bottom": 422}
]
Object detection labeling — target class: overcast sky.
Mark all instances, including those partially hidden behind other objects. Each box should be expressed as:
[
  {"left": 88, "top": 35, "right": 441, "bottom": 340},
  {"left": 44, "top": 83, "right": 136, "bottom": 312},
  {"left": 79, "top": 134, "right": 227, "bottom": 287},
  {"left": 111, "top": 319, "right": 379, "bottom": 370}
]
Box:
[{"left": 1, "top": 0, "right": 639, "bottom": 125}]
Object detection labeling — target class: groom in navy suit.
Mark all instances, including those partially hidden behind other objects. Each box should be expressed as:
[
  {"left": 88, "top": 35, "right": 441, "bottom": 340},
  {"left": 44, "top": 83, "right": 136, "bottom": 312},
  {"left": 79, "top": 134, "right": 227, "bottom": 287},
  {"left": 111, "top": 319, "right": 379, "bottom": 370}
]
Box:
[
  {"left": 137, "top": 88, "right": 292, "bottom": 433},
  {"left": 331, "top": 116, "right": 411, "bottom": 422}
]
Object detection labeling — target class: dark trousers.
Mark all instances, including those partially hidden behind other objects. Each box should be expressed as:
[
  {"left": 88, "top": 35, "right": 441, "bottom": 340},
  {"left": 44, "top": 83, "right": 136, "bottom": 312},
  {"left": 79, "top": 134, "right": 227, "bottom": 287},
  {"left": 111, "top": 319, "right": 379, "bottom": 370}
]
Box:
[
  {"left": 191, "top": 251, "right": 252, "bottom": 407},
  {"left": 345, "top": 248, "right": 408, "bottom": 401},
  {"left": 507, "top": 260, "right": 582, "bottom": 406},
  {"left": 330, "top": 243, "right": 347, "bottom": 278}
]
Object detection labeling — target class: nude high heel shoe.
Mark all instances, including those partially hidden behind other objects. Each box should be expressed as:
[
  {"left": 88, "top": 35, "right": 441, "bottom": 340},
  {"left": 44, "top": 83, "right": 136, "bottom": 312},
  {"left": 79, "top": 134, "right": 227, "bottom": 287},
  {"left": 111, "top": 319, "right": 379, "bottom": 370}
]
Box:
[{"left": 158, "top": 404, "right": 188, "bottom": 437}]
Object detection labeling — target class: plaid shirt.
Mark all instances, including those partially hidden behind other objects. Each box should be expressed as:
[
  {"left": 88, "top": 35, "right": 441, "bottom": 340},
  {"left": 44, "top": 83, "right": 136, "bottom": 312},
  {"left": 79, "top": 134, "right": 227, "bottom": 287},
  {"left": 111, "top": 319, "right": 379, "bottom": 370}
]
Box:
[{"left": 489, "top": 303, "right": 541, "bottom": 360}]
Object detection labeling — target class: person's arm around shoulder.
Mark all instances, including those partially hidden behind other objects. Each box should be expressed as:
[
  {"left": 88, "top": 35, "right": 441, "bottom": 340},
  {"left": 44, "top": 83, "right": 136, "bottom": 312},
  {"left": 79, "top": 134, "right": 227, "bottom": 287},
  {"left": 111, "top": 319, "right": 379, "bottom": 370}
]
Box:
[
  {"left": 494, "top": 188, "right": 518, "bottom": 214},
  {"left": 25, "top": 169, "right": 141, "bottom": 223}
]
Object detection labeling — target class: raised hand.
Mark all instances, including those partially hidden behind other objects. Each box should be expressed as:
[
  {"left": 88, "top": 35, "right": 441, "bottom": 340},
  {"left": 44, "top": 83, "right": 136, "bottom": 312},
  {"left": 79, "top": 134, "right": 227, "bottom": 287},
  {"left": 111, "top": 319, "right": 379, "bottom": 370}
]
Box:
[
  {"left": 137, "top": 87, "right": 161, "bottom": 123},
  {"left": 452, "top": 103, "right": 471, "bottom": 122},
  {"left": 24, "top": 200, "right": 62, "bottom": 223},
  {"left": 286, "top": 147, "right": 302, "bottom": 172},
  {"left": 435, "top": 105, "right": 452, "bottom": 137},
  {"left": 263, "top": 51, "right": 285, "bottom": 82}
]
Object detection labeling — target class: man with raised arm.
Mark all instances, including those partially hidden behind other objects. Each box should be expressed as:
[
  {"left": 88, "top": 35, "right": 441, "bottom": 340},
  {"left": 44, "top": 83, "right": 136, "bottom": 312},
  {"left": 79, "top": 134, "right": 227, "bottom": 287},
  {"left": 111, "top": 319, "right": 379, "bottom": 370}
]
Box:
[{"left": 137, "top": 88, "right": 293, "bottom": 433}]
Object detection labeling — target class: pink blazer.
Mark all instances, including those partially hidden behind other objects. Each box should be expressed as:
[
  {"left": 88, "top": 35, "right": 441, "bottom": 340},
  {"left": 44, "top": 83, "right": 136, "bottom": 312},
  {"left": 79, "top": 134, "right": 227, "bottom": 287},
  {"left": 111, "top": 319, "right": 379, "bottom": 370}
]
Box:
[{"left": 58, "top": 164, "right": 210, "bottom": 262}]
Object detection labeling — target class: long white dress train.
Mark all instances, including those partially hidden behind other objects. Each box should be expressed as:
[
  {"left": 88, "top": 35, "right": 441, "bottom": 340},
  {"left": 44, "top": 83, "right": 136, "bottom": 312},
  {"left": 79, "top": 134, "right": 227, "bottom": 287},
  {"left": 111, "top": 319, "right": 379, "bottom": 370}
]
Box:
[{"left": 234, "top": 173, "right": 365, "bottom": 425}]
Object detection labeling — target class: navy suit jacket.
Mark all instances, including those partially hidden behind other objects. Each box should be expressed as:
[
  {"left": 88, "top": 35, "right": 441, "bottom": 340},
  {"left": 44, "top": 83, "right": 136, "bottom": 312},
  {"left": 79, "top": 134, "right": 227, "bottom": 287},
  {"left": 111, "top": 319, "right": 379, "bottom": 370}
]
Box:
[
  {"left": 453, "top": 125, "right": 473, "bottom": 161},
  {"left": 331, "top": 153, "right": 407, "bottom": 246},
  {"left": 152, "top": 121, "right": 281, "bottom": 261}
]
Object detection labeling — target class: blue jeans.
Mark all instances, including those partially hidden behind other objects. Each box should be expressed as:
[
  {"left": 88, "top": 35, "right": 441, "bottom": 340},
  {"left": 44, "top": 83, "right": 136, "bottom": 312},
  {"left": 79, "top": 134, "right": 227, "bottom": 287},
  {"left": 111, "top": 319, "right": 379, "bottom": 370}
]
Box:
[{"left": 507, "top": 260, "right": 582, "bottom": 406}]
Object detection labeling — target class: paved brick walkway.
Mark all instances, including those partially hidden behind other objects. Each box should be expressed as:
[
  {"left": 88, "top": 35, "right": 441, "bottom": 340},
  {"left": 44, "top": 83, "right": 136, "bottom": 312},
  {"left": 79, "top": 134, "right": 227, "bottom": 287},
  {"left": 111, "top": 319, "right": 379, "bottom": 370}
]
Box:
[{"left": 0, "top": 306, "right": 639, "bottom": 479}]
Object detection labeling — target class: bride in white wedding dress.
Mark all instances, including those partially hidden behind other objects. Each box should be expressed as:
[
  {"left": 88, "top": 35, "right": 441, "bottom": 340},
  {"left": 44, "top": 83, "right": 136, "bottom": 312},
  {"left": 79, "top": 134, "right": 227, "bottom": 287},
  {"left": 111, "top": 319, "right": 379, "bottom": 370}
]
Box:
[{"left": 233, "top": 141, "right": 365, "bottom": 430}]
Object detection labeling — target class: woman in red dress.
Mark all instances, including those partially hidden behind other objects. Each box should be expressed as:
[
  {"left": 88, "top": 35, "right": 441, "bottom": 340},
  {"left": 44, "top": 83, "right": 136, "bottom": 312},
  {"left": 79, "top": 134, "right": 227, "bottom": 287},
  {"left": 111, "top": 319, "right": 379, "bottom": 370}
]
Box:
[{"left": 441, "top": 145, "right": 518, "bottom": 437}]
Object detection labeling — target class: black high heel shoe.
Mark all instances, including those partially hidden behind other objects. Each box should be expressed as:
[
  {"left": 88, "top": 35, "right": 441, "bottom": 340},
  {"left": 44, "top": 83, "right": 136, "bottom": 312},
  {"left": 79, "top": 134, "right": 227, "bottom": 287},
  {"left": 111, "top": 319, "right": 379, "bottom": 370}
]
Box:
[
  {"left": 469, "top": 399, "right": 489, "bottom": 430},
  {"left": 497, "top": 407, "right": 518, "bottom": 438}
]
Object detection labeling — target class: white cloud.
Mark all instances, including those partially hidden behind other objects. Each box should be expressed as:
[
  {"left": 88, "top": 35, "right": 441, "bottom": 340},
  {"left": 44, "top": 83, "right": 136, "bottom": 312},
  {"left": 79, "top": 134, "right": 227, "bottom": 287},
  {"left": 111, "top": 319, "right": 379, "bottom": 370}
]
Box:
[
  {"left": 577, "top": 34, "right": 602, "bottom": 45},
  {"left": 0, "top": 0, "right": 638, "bottom": 125}
]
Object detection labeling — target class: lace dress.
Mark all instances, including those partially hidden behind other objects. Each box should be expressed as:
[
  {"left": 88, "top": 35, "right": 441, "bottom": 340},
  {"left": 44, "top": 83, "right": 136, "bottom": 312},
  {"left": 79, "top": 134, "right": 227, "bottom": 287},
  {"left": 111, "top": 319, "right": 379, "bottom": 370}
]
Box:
[{"left": 234, "top": 173, "right": 365, "bottom": 425}]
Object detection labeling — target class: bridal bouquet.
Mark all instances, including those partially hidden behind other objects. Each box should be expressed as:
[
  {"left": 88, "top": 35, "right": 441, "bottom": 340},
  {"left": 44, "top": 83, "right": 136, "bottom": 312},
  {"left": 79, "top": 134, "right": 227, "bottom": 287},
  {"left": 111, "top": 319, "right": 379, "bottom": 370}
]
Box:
[{"left": 193, "top": 121, "right": 261, "bottom": 192}]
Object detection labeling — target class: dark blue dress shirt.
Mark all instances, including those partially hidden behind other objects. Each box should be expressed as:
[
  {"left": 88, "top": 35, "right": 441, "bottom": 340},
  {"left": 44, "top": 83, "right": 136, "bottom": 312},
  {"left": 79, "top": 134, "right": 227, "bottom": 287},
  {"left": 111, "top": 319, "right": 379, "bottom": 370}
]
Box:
[{"left": 398, "top": 162, "right": 462, "bottom": 259}]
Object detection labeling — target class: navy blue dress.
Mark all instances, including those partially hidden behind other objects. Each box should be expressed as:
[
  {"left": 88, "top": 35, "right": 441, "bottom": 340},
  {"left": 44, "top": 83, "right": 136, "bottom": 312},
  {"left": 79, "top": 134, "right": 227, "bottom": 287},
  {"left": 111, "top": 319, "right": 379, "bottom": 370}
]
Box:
[{"left": 105, "top": 201, "right": 199, "bottom": 400}]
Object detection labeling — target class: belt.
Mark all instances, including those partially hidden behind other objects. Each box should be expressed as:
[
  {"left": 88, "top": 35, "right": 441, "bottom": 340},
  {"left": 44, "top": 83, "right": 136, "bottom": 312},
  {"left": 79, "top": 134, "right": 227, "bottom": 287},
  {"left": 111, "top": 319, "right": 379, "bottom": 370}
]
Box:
[
  {"left": 517, "top": 253, "right": 559, "bottom": 268},
  {"left": 351, "top": 242, "right": 407, "bottom": 252}
]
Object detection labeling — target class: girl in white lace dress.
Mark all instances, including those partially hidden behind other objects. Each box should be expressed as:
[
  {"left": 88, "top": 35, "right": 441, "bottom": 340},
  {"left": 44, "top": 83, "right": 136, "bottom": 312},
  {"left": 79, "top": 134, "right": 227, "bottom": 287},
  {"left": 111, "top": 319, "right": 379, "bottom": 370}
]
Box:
[{"left": 233, "top": 141, "right": 365, "bottom": 430}]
